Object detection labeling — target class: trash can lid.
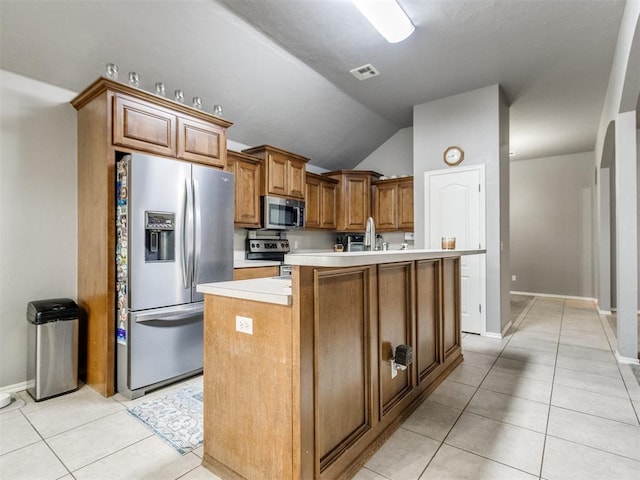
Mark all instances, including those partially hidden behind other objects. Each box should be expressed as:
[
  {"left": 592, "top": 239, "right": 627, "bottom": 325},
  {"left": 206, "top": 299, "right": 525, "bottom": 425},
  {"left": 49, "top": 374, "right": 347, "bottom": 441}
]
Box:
[{"left": 27, "top": 298, "right": 79, "bottom": 324}]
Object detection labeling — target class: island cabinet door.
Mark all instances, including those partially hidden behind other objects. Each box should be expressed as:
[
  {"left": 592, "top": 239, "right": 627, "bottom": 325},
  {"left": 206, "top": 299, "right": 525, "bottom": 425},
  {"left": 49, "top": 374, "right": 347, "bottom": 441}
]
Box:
[
  {"left": 415, "top": 259, "right": 442, "bottom": 385},
  {"left": 312, "top": 266, "right": 377, "bottom": 475},
  {"left": 377, "top": 262, "right": 414, "bottom": 417},
  {"left": 442, "top": 257, "right": 462, "bottom": 360}
]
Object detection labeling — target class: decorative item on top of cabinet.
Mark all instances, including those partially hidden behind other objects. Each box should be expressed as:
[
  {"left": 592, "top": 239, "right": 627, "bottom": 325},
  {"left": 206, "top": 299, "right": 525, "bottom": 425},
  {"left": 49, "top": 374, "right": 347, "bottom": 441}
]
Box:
[
  {"left": 305, "top": 172, "right": 338, "bottom": 230},
  {"left": 242, "top": 145, "right": 309, "bottom": 200},
  {"left": 372, "top": 176, "right": 414, "bottom": 232},
  {"left": 70, "top": 77, "right": 232, "bottom": 397},
  {"left": 323, "top": 170, "right": 382, "bottom": 232},
  {"left": 226, "top": 150, "right": 262, "bottom": 227}
]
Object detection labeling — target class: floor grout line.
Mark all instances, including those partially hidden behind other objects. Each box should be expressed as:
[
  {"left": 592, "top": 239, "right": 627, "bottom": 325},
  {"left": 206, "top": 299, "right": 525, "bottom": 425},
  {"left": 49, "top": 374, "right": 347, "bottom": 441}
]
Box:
[
  {"left": 4, "top": 297, "right": 638, "bottom": 480},
  {"left": 538, "top": 298, "right": 563, "bottom": 478}
]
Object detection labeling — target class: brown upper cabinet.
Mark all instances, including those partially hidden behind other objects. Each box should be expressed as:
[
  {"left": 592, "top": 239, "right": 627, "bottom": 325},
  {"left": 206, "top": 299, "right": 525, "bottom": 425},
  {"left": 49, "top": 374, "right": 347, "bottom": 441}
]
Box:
[
  {"left": 70, "top": 77, "right": 231, "bottom": 397},
  {"left": 323, "top": 170, "right": 381, "bottom": 232},
  {"left": 112, "top": 91, "right": 229, "bottom": 167},
  {"left": 305, "top": 172, "right": 338, "bottom": 230},
  {"left": 372, "top": 177, "right": 414, "bottom": 232},
  {"left": 226, "top": 150, "right": 262, "bottom": 228},
  {"left": 242, "top": 145, "right": 308, "bottom": 200}
]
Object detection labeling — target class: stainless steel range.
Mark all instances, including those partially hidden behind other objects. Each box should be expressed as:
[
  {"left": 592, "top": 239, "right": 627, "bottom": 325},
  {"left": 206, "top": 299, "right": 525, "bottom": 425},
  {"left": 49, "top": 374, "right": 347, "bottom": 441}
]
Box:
[{"left": 246, "top": 230, "right": 290, "bottom": 261}]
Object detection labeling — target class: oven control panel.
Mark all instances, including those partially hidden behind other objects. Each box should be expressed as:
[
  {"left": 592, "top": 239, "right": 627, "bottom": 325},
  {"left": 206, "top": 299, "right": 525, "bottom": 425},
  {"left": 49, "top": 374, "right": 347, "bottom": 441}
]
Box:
[{"left": 247, "top": 239, "right": 290, "bottom": 253}]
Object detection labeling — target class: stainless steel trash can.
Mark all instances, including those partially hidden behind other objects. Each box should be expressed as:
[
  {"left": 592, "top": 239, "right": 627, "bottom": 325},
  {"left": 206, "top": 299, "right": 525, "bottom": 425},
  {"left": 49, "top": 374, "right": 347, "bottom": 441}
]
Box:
[{"left": 27, "top": 298, "right": 79, "bottom": 401}]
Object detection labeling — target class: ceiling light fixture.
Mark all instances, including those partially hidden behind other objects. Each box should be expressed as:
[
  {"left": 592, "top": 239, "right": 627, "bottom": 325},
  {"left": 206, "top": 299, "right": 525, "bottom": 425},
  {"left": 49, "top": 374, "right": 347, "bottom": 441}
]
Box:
[{"left": 352, "top": 0, "right": 415, "bottom": 43}]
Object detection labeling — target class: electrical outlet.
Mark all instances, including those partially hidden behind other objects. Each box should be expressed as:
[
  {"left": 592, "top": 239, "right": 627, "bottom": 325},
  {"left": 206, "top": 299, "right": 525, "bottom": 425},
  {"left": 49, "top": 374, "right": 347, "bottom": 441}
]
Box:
[
  {"left": 512, "top": 275, "right": 517, "bottom": 282},
  {"left": 294, "top": 240, "right": 299, "bottom": 249},
  {"left": 236, "top": 315, "right": 253, "bottom": 335}
]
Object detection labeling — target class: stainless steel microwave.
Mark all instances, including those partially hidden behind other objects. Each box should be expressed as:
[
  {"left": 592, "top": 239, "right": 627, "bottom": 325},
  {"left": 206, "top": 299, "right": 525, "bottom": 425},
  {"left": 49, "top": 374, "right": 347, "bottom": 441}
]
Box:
[{"left": 261, "top": 195, "right": 305, "bottom": 230}]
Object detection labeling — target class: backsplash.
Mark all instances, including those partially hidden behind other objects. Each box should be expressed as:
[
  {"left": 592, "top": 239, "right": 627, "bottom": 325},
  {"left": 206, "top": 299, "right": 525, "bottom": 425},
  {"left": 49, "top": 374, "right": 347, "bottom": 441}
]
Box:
[{"left": 233, "top": 229, "right": 412, "bottom": 262}]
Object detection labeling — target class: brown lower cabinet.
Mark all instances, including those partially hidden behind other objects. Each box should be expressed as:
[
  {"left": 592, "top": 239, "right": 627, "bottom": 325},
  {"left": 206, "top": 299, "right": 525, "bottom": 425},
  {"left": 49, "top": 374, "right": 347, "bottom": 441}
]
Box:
[{"left": 202, "top": 257, "right": 462, "bottom": 480}]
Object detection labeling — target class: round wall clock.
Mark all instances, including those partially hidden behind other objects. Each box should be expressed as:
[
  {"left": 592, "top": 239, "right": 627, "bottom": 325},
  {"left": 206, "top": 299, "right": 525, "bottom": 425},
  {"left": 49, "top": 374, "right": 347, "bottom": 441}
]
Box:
[{"left": 443, "top": 146, "right": 464, "bottom": 166}]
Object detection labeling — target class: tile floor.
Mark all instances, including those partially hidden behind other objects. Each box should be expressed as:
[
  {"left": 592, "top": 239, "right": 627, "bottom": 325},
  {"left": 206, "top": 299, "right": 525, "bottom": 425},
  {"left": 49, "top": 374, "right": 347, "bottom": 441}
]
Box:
[{"left": 2, "top": 297, "right": 640, "bottom": 479}]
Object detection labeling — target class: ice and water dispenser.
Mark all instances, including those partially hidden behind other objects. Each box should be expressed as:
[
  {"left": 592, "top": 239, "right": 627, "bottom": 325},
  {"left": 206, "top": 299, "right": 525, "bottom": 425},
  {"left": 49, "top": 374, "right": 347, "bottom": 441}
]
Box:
[{"left": 144, "top": 211, "right": 175, "bottom": 262}]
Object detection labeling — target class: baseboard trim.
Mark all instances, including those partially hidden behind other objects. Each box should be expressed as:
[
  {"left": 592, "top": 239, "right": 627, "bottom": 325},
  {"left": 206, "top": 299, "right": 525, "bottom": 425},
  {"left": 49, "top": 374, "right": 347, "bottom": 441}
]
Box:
[
  {"left": 484, "top": 332, "right": 502, "bottom": 339},
  {"left": 484, "top": 320, "right": 512, "bottom": 340},
  {"left": 501, "top": 320, "right": 513, "bottom": 337},
  {"left": 0, "top": 380, "right": 32, "bottom": 394},
  {"left": 615, "top": 351, "right": 640, "bottom": 365},
  {"left": 601, "top": 307, "right": 640, "bottom": 315},
  {"left": 510, "top": 291, "right": 597, "bottom": 302}
]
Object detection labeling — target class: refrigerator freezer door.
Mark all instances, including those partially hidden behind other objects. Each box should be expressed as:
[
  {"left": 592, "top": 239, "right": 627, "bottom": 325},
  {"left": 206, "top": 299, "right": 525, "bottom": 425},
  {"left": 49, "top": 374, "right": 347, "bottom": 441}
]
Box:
[
  {"left": 128, "top": 154, "right": 192, "bottom": 311},
  {"left": 191, "top": 164, "right": 234, "bottom": 302},
  {"left": 128, "top": 304, "right": 203, "bottom": 391}
]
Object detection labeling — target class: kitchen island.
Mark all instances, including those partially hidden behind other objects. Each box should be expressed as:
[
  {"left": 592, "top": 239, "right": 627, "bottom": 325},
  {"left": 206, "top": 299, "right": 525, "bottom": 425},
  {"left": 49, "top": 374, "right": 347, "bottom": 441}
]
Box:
[{"left": 197, "top": 249, "right": 483, "bottom": 480}]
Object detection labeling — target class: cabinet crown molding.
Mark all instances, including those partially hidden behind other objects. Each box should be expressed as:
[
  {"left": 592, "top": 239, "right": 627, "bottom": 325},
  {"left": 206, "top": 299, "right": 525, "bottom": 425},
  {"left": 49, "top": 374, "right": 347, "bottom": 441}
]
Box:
[
  {"left": 242, "top": 144, "right": 309, "bottom": 163},
  {"left": 227, "top": 149, "right": 262, "bottom": 164},
  {"left": 323, "top": 169, "right": 382, "bottom": 178}
]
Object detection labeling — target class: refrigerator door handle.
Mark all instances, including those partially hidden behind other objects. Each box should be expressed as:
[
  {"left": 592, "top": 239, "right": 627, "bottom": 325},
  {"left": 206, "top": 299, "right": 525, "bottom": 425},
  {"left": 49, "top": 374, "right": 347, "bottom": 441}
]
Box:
[
  {"left": 183, "top": 177, "right": 194, "bottom": 289},
  {"left": 133, "top": 304, "right": 203, "bottom": 324},
  {"left": 193, "top": 178, "right": 202, "bottom": 286}
]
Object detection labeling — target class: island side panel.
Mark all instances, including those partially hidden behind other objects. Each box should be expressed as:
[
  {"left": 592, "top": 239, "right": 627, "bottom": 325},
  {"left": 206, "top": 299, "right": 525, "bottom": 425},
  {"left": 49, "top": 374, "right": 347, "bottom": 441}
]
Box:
[
  {"left": 202, "top": 294, "right": 295, "bottom": 480},
  {"left": 415, "top": 259, "right": 442, "bottom": 385},
  {"left": 313, "top": 266, "right": 376, "bottom": 473},
  {"left": 295, "top": 265, "right": 316, "bottom": 480},
  {"left": 442, "top": 258, "right": 462, "bottom": 359},
  {"left": 377, "top": 261, "right": 414, "bottom": 417}
]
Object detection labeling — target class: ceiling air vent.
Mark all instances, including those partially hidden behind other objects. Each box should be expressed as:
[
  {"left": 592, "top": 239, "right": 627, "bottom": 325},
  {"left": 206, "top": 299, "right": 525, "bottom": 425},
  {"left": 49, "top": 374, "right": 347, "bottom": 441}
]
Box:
[{"left": 350, "top": 63, "right": 380, "bottom": 80}]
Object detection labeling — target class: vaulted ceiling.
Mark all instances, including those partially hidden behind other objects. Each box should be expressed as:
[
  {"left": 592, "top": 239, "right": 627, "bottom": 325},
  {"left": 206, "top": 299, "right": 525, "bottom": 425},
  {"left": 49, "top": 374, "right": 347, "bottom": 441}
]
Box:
[{"left": 0, "top": 0, "right": 626, "bottom": 170}]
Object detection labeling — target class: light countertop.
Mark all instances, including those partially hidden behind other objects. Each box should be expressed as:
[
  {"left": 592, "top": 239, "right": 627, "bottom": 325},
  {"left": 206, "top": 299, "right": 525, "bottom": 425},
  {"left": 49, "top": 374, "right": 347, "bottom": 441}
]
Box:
[
  {"left": 284, "top": 248, "right": 485, "bottom": 267},
  {"left": 197, "top": 277, "right": 292, "bottom": 306},
  {"left": 201, "top": 249, "right": 485, "bottom": 305}
]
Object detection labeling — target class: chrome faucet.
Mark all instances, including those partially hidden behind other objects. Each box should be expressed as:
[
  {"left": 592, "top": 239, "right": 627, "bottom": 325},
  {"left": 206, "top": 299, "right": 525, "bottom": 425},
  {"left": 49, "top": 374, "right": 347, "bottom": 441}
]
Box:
[{"left": 364, "top": 216, "right": 376, "bottom": 251}]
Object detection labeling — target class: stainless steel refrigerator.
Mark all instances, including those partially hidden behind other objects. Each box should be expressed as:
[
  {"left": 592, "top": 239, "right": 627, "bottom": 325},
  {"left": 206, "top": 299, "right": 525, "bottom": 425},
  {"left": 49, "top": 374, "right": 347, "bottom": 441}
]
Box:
[{"left": 115, "top": 153, "right": 233, "bottom": 399}]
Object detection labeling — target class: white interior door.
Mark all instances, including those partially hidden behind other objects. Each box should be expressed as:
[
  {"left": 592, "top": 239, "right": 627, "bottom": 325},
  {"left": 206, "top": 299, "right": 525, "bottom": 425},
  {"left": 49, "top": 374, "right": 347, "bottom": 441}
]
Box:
[{"left": 426, "top": 165, "right": 486, "bottom": 334}]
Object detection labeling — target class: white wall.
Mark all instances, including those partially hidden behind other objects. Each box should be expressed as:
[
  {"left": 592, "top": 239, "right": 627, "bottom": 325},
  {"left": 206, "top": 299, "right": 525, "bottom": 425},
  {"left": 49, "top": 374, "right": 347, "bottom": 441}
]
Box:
[
  {"left": 354, "top": 127, "right": 413, "bottom": 177},
  {"left": 596, "top": 0, "right": 640, "bottom": 162},
  {"left": 594, "top": 1, "right": 639, "bottom": 360},
  {"left": 413, "top": 84, "right": 510, "bottom": 335},
  {"left": 510, "top": 152, "right": 595, "bottom": 298},
  {"left": 0, "top": 70, "right": 78, "bottom": 391}
]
